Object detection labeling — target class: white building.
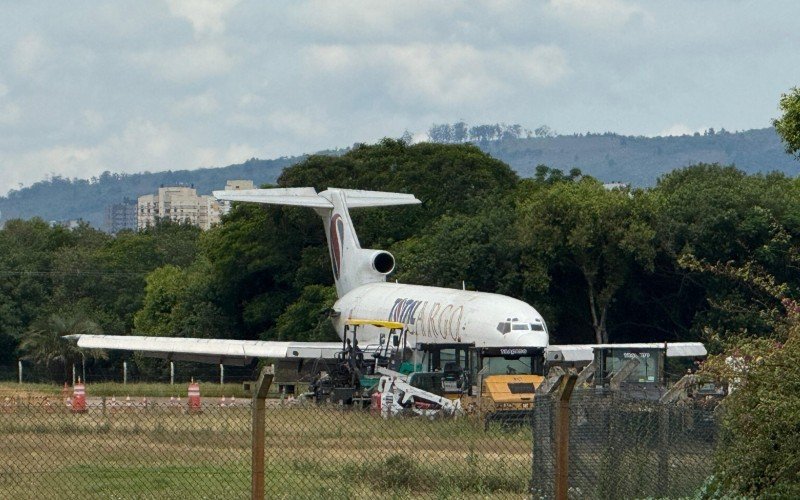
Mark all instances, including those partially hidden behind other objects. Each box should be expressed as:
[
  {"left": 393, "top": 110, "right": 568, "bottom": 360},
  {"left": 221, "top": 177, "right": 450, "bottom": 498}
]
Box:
[
  {"left": 137, "top": 181, "right": 255, "bottom": 231},
  {"left": 219, "top": 180, "right": 255, "bottom": 216},
  {"left": 137, "top": 186, "right": 218, "bottom": 230}
]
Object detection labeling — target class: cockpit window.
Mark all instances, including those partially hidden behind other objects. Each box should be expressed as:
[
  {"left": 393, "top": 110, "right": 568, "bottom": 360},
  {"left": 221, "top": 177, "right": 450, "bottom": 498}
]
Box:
[
  {"left": 512, "top": 324, "right": 529, "bottom": 331},
  {"left": 496, "top": 322, "right": 511, "bottom": 334},
  {"left": 530, "top": 323, "right": 544, "bottom": 331}
]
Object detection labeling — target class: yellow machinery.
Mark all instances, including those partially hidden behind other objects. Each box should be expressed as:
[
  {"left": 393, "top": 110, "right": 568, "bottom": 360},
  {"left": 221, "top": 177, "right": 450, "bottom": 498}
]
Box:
[{"left": 410, "top": 343, "right": 545, "bottom": 424}]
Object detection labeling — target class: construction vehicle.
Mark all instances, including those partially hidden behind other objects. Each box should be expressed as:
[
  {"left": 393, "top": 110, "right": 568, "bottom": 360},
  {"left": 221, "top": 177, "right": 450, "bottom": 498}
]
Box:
[
  {"left": 307, "top": 319, "right": 406, "bottom": 405},
  {"left": 472, "top": 346, "right": 545, "bottom": 425},
  {"left": 545, "top": 342, "right": 708, "bottom": 401},
  {"left": 374, "top": 371, "right": 463, "bottom": 418},
  {"left": 372, "top": 339, "right": 546, "bottom": 424}
]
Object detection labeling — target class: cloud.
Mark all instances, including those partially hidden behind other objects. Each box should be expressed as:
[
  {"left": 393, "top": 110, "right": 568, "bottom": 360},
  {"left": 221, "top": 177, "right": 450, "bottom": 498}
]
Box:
[
  {"left": 12, "top": 34, "right": 52, "bottom": 76},
  {"left": 547, "top": 0, "right": 652, "bottom": 30},
  {"left": 289, "top": 1, "right": 459, "bottom": 42},
  {"left": 132, "top": 43, "right": 236, "bottom": 82},
  {"left": 80, "top": 110, "right": 105, "bottom": 133},
  {"left": 193, "top": 143, "right": 259, "bottom": 168},
  {"left": 165, "top": 0, "right": 240, "bottom": 36},
  {"left": 172, "top": 92, "right": 220, "bottom": 115},
  {"left": 657, "top": 123, "right": 700, "bottom": 137},
  {"left": 0, "top": 103, "right": 22, "bottom": 126},
  {"left": 266, "top": 110, "right": 329, "bottom": 139},
  {"left": 302, "top": 42, "right": 569, "bottom": 107},
  {"left": 0, "top": 119, "right": 266, "bottom": 194}
]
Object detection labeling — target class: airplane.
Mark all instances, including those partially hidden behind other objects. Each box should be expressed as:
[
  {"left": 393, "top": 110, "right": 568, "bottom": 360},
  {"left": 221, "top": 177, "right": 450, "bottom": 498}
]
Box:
[{"left": 70, "top": 187, "right": 703, "bottom": 368}]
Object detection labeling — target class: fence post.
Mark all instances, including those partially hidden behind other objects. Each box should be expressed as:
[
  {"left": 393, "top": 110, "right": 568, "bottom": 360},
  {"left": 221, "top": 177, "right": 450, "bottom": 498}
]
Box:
[
  {"left": 658, "top": 403, "right": 670, "bottom": 494},
  {"left": 251, "top": 365, "right": 274, "bottom": 499},
  {"left": 555, "top": 373, "right": 578, "bottom": 500}
]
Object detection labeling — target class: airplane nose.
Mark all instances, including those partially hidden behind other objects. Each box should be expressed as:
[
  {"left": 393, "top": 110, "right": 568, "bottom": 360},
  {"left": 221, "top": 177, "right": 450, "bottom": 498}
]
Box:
[{"left": 507, "top": 331, "right": 548, "bottom": 348}]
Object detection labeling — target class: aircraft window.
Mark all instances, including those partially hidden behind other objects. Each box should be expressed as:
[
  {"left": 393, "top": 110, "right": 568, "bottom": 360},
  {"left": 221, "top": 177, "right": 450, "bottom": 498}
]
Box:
[
  {"left": 496, "top": 322, "right": 511, "bottom": 334},
  {"left": 530, "top": 323, "right": 544, "bottom": 331},
  {"left": 512, "top": 324, "right": 529, "bottom": 331}
]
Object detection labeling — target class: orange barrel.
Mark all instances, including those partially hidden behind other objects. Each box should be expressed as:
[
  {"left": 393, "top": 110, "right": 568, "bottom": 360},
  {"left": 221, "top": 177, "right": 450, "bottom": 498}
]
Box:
[
  {"left": 187, "top": 380, "right": 202, "bottom": 413},
  {"left": 71, "top": 380, "right": 87, "bottom": 413}
]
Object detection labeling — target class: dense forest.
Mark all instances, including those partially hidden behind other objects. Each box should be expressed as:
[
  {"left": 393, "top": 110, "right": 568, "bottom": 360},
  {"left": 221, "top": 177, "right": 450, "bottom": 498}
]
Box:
[{"left": 1, "top": 127, "right": 797, "bottom": 229}]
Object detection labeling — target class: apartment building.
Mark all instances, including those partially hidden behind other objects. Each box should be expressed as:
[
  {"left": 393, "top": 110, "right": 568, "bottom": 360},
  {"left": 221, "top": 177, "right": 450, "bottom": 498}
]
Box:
[
  {"left": 137, "top": 180, "right": 254, "bottom": 231},
  {"left": 104, "top": 198, "right": 137, "bottom": 233},
  {"left": 138, "top": 186, "right": 219, "bottom": 230},
  {"left": 219, "top": 179, "right": 255, "bottom": 215}
]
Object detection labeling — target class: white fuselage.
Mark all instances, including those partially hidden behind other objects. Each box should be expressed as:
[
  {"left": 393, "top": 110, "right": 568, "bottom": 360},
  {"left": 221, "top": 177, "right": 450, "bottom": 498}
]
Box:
[{"left": 332, "top": 282, "right": 549, "bottom": 349}]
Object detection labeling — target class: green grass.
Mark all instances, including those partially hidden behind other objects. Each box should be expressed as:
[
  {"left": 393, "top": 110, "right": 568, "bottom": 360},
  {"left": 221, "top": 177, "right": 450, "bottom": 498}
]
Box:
[
  {"left": 0, "top": 402, "right": 532, "bottom": 498},
  {"left": 0, "top": 381, "right": 288, "bottom": 399}
]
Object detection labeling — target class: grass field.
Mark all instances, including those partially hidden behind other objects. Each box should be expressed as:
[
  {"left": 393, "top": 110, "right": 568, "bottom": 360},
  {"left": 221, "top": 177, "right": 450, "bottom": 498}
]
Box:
[
  {"left": 0, "top": 381, "right": 280, "bottom": 399},
  {"left": 0, "top": 396, "right": 532, "bottom": 499}
]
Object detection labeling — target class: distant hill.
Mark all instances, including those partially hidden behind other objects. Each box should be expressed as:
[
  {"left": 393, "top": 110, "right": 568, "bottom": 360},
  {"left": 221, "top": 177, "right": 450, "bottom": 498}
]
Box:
[
  {"left": 0, "top": 157, "right": 302, "bottom": 228},
  {"left": 480, "top": 127, "right": 798, "bottom": 186},
  {"left": 1, "top": 127, "right": 797, "bottom": 229}
]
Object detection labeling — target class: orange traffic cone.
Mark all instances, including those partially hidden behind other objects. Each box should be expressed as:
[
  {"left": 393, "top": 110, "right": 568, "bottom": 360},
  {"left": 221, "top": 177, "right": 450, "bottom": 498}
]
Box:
[
  {"left": 187, "top": 379, "right": 202, "bottom": 414},
  {"left": 71, "top": 379, "right": 87, "bottom": 413}
]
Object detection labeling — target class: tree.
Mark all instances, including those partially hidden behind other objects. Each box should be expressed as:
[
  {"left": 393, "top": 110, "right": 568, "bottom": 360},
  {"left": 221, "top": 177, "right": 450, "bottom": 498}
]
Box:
[
  {"left": 271, "top": 285, "right": 338, "bottom": 342},
  {"left": 392, "top": 203, "right": 534, "bottom": 298},
  {"left": 773, "top": 86, "right": 800, "bottom": 159},
  {"left": 20, "top": 314, "right": 107, "bottom": 380},
  {"left": 652, "top": 165, "right": 800, "bottom": 340},
  {"left": 691, "top": 265, "right": 800, "bottom": 497},
  {"left": 517, "top": 177, "right": 657, "bottom": 343}
]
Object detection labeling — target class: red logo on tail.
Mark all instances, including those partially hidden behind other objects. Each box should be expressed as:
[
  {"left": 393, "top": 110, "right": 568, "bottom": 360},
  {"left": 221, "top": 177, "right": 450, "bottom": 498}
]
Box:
[{"left": 330, "top": 214, "right": 344, "bottom": 280}]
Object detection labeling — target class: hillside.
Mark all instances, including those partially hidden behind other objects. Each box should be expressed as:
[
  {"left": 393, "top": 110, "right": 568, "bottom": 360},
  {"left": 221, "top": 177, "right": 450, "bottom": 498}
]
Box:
[
  {"left": 0, "top": 157, "right": 301, "bottom": 228},
  {"left": 0, "top": 127, "right": 797, "bottom": 229},
  {"left": 480, "top": 127, "right": 799, "bottom": 185}
]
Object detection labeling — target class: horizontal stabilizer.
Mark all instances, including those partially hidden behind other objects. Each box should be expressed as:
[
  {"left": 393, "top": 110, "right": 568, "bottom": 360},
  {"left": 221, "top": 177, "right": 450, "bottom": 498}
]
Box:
[
  {"left": 335, "top": 189, "right": 421, "bottom": 208},
  {"left": 70, "top": 335, "right": 346, "bottom": 365},
  {"left": 213, "top": 187, "right": 333, "bottom": 208},
  {"left": 213, "top": 187, "right": 421, "bottom": 210}
]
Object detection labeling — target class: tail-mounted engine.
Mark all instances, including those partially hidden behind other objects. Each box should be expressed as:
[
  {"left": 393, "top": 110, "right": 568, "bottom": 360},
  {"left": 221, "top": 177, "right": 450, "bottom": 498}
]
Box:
[{"left": 349, "top": 249, "right": 395, "bottom": 284}]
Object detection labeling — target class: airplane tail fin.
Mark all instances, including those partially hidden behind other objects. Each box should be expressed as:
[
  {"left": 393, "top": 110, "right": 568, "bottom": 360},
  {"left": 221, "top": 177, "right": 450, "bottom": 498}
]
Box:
[{"left": 214, "top": 187, "right": 421, "bottom": 296}]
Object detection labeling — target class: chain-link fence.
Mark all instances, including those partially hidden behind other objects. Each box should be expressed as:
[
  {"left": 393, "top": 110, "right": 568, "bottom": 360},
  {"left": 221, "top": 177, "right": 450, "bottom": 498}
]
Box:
[
  {"left": 0, "top": 383, "right": 722, "bottom": 499},
  {"left": 532, "top": 388, "right": 720, "bottom": 499},
  {"left": 258, "top": 404, "right": 532, "bottom": 498},
  {"left": 0, "top": 395, "right": 252, "bottom": 499}
]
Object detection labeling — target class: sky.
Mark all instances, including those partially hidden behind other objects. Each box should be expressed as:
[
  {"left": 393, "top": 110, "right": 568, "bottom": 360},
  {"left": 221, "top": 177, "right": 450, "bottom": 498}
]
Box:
[{"left": 0, "top": 0, "right": 798, "bottom": 195}]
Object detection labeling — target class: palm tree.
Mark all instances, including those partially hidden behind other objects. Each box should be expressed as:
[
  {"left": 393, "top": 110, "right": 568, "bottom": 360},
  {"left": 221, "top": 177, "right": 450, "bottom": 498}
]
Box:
[{"left": 20, "top": 314, "right": 107, "bottom": 382}]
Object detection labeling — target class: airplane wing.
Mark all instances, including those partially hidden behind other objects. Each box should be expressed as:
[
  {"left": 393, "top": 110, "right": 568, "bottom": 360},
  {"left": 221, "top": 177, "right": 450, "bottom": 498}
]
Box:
[
  {"left": 69, "top": 335, "right": 345, "bottom": 366},
  {"left": 546, "top": 342, "right": 707, "bottom": 363}
]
